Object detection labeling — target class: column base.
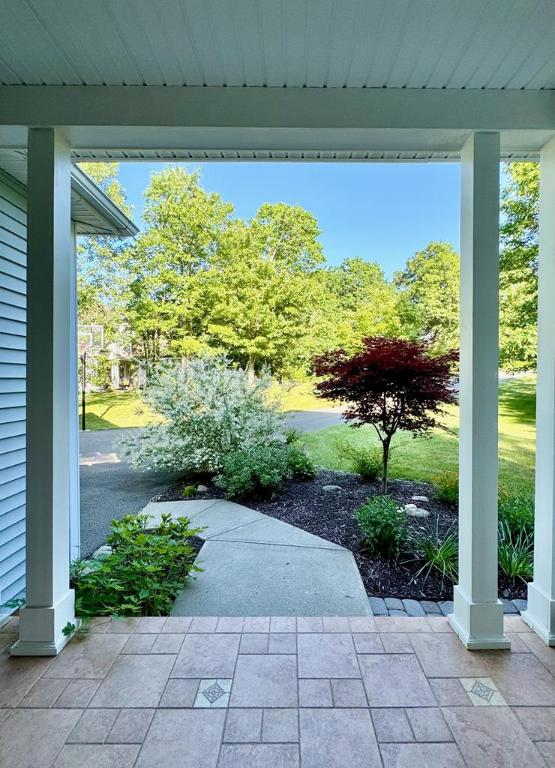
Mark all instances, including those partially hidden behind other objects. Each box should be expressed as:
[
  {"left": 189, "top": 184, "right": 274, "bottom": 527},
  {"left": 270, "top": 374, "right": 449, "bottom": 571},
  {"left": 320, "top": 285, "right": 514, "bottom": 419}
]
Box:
[
  {"left": 448, "top": 586, "right": 510, "bottom": 650},
  {"left": 523, "top": 582, "right": 555, "bottom": 646},
  {"left": 11, "top": 590, "right": 76, "bottom": 657}
]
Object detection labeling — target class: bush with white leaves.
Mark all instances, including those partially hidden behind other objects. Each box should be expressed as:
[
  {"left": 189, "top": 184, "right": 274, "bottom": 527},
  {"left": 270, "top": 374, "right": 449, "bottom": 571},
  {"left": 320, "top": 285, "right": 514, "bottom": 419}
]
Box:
[{"left": 122, "top": 357, "right": 286, "bottom": 475}]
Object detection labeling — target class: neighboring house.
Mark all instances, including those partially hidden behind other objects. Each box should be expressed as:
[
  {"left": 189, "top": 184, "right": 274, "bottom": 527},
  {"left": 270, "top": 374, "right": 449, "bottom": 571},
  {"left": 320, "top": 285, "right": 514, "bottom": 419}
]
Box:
[{"left": 0, "top": 155, "right": 137, "bottom": 623}]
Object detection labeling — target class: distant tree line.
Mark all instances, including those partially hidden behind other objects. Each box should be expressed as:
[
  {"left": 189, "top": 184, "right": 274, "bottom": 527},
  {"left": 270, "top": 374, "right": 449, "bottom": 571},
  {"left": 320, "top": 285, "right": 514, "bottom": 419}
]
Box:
[{"left": 77, "top": 162, "right": 538, "bottom": 379}]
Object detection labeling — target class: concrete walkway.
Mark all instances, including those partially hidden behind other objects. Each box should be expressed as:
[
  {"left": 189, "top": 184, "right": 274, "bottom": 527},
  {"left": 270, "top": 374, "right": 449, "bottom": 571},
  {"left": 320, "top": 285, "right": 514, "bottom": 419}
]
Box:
[{"left": 142, "top": 499, "right": 372, "bottom": 617}]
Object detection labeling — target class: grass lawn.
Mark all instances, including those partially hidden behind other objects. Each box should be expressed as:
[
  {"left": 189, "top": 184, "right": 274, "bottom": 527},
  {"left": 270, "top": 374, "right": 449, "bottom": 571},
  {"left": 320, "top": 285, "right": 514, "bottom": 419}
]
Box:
[
  {"left": 80, "top": 390, "right": 157, "bottom": 430},
  {"left": 302, "top": 377, "right": 536, "bottom": 497}
]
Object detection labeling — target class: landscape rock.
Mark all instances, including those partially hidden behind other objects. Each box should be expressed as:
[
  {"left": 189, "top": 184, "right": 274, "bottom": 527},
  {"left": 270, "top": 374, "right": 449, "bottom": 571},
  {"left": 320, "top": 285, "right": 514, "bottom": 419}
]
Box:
[
  {"left": 197, "top": 484, "right": 208, "bottom": 493},
  {"left": 322, "top": 485, "right": 342, "bottom": 492},
  {"left": 411, "top": 495, "right": 429, "bottom": 503},
  {"left": 91, "top": 545, "right": 112, "bottom": 559},
  {"left": 404, "top": 503, "right": 430, "bottom": 518}
]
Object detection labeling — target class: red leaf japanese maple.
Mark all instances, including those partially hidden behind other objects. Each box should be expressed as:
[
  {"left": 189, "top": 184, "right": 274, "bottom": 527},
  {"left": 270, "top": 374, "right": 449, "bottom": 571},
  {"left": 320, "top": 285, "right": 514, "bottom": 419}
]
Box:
[{"left": 313, "top": 337, "right": 458, "bottom": 492}]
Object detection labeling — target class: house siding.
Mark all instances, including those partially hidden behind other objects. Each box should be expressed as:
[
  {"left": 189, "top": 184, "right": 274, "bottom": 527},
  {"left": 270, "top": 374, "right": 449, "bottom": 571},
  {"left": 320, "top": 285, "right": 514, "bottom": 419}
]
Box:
[{"left": 0, "top": 170, "right": 26, "bottom": 620}]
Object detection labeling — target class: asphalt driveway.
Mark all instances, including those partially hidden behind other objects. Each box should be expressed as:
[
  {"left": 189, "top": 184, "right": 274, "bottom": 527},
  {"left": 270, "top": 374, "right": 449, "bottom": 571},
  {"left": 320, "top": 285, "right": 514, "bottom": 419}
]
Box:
[{"left": 79, "top": 410, "right": 344, "bottom": 557}]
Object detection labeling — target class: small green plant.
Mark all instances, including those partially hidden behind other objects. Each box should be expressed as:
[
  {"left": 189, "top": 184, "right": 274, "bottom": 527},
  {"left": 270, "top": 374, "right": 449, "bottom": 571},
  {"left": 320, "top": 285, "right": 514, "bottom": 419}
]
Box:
[
  {"left": 286, "top": 442, "right": 317, "bottom": 480},
  {"left": 62, "top": 621, "right": 76, "bottom": 637},
  {"left": 433, "top": 470, "right": 458, "bottom": 504},
  {"left": 356, "top": 495, "right": 408, "bottom": 558},
  {"left": 339, "top": 443, "right": 383, "bottom": 482},
  {"left": 412, "top": 526, "right": 458, "bottom": 584},
  {"left": 72, "top": 512, "right": 202, "bottom": 617},
  {"left": 180, "top": 484, "right": 197, "bottom": 499},
  {"left": 498, "top": 519, "right": 533, "bottom": 582},
  {"left": 498, "top": 492, "right": 534, "bottom": 538}
]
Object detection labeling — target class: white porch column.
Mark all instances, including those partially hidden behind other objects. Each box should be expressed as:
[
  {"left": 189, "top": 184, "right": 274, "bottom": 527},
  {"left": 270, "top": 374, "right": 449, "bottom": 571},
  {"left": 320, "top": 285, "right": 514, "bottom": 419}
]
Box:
[
  {"left": 11, "top": 128, "right": 77, "bottom": 656},
  {"left": 449, "top": 132, "right": 510, "bottom": 649},
  {"left": 69, "top": 223, "right": 80, "bottom": 561},
  {"left": 524, "top": 136, "right": 555, "bottom": 645}
]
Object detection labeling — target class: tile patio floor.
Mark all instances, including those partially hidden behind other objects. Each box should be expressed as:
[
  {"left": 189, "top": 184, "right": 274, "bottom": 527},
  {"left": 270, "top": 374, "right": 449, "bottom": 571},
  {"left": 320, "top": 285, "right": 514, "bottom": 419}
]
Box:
[{"left": 1, "top": 615, "right": 554, "bottom": 767}]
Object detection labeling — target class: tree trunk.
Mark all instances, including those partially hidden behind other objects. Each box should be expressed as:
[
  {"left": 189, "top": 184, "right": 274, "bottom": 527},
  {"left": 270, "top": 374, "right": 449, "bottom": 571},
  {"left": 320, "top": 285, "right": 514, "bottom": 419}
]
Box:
[
  {"left": 246, "top": 354, "right": 256, "bottom": 383},
  {"left": 381, "top": 438, "right": 390, "bottom": 494}
]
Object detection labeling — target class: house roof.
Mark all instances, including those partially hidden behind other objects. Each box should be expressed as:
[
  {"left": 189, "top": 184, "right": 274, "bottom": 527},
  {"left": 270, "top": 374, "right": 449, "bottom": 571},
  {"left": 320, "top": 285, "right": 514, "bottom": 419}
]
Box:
[{"left": 0, "top": 149, "right": 138, "bottom": 237}]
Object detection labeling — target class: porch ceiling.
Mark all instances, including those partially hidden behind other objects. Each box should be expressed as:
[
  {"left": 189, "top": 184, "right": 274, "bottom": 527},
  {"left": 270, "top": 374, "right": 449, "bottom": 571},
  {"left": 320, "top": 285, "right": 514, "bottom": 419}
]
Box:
[{"left": 1, "top": 0, "right": 555, "bottom": 90}]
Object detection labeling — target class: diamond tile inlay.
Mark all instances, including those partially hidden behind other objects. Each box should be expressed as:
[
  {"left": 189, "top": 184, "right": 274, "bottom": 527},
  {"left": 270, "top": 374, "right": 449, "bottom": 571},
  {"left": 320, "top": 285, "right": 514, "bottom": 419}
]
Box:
[
  {"left": 202, "top": 682, "right": 226, "bottom": 704},
  {"left": 471, "top": 680, "right": 494, "bottom": 702}
]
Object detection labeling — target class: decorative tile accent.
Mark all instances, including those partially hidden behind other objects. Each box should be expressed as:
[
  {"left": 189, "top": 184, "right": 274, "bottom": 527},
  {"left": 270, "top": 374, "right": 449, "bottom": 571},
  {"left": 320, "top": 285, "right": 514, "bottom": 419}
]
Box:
[
  {"left": 194, "top": 678, "right": 232, "bottom": 708},
  {"left": 460, "top": 677, "right": 507, "bottom": 706}
]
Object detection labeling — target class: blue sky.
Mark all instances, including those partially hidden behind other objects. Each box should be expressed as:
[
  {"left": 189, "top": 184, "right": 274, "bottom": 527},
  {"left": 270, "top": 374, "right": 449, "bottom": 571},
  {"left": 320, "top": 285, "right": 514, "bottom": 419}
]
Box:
[{"left": 118, "top": 162, "right": 461, "bottom": 278}]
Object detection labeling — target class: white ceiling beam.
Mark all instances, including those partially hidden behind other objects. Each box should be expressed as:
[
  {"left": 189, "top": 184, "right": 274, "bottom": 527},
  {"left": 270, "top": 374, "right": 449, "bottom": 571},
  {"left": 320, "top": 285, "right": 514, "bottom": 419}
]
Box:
[{"left": 1, "top": 86, "right": 555, "bottom": 133}]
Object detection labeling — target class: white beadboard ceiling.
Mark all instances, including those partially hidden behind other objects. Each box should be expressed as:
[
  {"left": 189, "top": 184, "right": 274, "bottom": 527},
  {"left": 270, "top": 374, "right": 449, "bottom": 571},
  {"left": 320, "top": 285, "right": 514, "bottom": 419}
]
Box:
[{"left": 1, "top": 0, "right": 555, "bottom": 90}]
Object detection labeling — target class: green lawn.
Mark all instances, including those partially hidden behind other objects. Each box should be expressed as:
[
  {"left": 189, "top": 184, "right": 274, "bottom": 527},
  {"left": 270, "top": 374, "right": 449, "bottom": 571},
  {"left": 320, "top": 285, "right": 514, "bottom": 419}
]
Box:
[
  {"left": 81, "top": 378, "right": 536, "bottom": 496},
  {"left": 80, "top": 390, "right": 156, "bottom": 430},
  {"left": 302, "top": 377, "right": 536, "bottom": 497}
]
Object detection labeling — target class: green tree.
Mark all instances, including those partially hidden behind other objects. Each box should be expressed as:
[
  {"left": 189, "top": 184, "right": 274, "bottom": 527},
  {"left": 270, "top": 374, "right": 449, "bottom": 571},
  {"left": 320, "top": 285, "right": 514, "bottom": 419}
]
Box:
[
  {"left": 394, "top": 241, "right": 460, "bottom": 354},
  {"left": 325, "top": 258, "right": 402, "bottom": 351},
  {"left": 499, "top": 162, "right": 538, "bottom": 370},
  {"left": 123, "top": 168, "right": 233, "bottom": 360},
  {"left": 192, "top": 206, "right": 326, "bottom": 377}
]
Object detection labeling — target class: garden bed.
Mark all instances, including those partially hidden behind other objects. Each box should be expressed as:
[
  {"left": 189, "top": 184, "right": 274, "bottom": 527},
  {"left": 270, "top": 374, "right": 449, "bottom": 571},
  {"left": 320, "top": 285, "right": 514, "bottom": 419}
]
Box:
[{"left": 157, "top": 469, "right": 527, "bottom": 602}]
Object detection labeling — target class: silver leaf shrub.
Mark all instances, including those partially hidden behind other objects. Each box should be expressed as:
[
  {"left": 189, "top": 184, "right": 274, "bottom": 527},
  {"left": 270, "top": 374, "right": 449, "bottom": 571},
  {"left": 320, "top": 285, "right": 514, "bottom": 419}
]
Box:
[{"left": 122, "top": 357, "right": 286, "bottom": 474}]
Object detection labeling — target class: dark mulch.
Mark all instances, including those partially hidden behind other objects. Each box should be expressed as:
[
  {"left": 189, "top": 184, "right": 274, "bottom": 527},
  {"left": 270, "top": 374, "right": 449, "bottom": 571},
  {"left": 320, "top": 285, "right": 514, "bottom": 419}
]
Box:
[{"left": 158, "top": 470, "right": 526, "bottom": 602}]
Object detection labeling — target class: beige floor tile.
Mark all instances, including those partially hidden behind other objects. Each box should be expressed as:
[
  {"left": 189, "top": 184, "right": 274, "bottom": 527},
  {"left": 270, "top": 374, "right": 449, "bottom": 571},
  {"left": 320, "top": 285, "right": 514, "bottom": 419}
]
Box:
[
  {"left": 348, "top": 617, "right": 377, "bottom": 633},
  {"left": 380, "top": 633, "right": 413, "bottom": 654},
  {"left": 406, "top": 707, "right": 453, "bottom": 741},
  {"left": 298, "top": 679, "right": 333, "bottom": 707},
  {"left": 17, "top": 677, "right": 68, "bottom": 707},
  {"left": 428, "top": 678, "right": 472, "bottom": 706},
  {"left": 330, "top": 678, "right": 368, "bottom": 707},
  {"left": 121, "top": 634, "right": 156, "bottom": 654},
  {"left": 106, "top": 708, "right": 154, "bottom": 743},
  {"left": 409, "top": 633, "right": 491, "bottom": 677},
  {"left": 504, "top": 616, "right": 533, "bottom": 633},
  {"left": 91, "top": 654, "right": 175, "bottom": 707},
  {"left": 300, "top": 708, "right": 381, "bottom": 767},
  {"left": 359, "top": 654, "right": 435, "bottom": 707},
  {"left": 150, "top": 633, "right": 184, "bottom": 654},
  {"left": 0, "top": 708, "right": 81, "bottom": 768},
  {"left": 53, "top": 743, "right": 140, "bottom": 767},
  {"left": 240, "top": 633, "right": 268, "bottom": 654},
  {"left": 270, "top": 617, "right": 297, "bottom": 633},
  {"left": 520, "top": 631, "right": 555, "bottom": 673},
  {"left": 230, "top": 654, "right": 298, "bottom": 708},
  {"left": 262, "top": 708, "right": 299, "bottom": 742},
  {"left": 514, "top": 706, "right": 555, "bottom": 740},
  {"left": 0, "top": 650, "right": 53, "bottom": 706},
  {"left": 218, "top": 743, "right": 299, "bottom": 767},
  {"left": 268, "top": 633, "right": 297, "bottom": 654},
  {"left": 135, "top": 617, "right": 167, "bottom": 633},
  {"left": 375, "top": 617, "right": 431, "bottom": 633},
  {"left": 353, "top": 633, "right": 384, "bottom": 653},
  {"left": 224, "top": 708, "right": 263, "bottom": 742},
  {"left": 159, "top": 678, "right": 200, "bottom": 707},
  {"left": 135, "top": 709, "right": 225, "bottom": 768},
  {"left": 371, "top": 708, "right": 413, "bottom": 743},
  {"left": 296, "top": 617, "right": 323, "bottom": 633},
  {"left": 171, "top": 633, "right": 240, "bottom": 678},
  {"left": 107, "top": 618, "right": 139, "bottom": 634},
  {"left": 161, "top": 617, "right": 192, "bottom": 633},
  {"left": 322, "top": 617, "right": 350, "bottom": 632},
  {"left": 380, "top": 742, "right": 465, "bottom": 767},
  {"left": 67, "top": 708, "right": 119, "bottom": 743},
  {"left": 297, "top": 633, "right": 359, "bottom": 678},
  {"left": 537, "top": 741, "right": 555, "bottom": 763},
  {"left": 44, "top": 634, "right": 128, "bottom": 679},
  {"left": 485, "top": 650, "right": 555, "bottom": 705},
  {"left": 54, "top": 679, "right": 101, "bottom": 708},
  {"left": 443, "top": 706, "right": 545, "bottom": 767},
  {"left": 189, "top": 617, "right": 219, "bottom": 633},
  {"left": 215, "top": 617, "right": 244, "bottom": 633}
]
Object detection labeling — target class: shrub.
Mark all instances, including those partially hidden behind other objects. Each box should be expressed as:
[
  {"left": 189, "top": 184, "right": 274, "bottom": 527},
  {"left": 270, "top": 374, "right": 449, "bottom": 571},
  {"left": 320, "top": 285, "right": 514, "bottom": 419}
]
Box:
[
  {"left": 215, "top": 442, "right": 314, "bottom": 499},
  {"left": 71, "top": 513, "right": 202, "bottom": 617},
  {"left": 498, "top": 492, "right": 534, "bottom": 538},
  {"left": 412, "top": 526, "right": 458, "bottom": 584},
  {"left": 339, "top": 443, "right": 382, "bottom": 482},
  {"left": 122, "top": 357, "right": 286, "bottom": 475},
  {"left": 498, "top": 519, "right": 533, "bottom": 582},
  {"left": 356, "top": 495, "right": 408, "bottom": 558},
  {"left": 433, "top": 470, "right": 458, "bottom": 504}
]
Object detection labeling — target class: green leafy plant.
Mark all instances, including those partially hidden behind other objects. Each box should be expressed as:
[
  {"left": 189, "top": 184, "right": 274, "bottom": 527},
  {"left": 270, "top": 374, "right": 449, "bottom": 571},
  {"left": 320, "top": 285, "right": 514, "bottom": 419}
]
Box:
[
  {"left": 215, "top": 442, "right": 313, "bottom": 499},
  {"left": 433, "top": 470, "right": 458, "bottom": 504},
  {"left": 498, "top": 492, "right": 534, "bottom": 538},
  {"left": 180, "top": 484, "right": 197, "bottom": 499},
  {"left": 339, "top": 442, "right": 383, "bottom": 482},
  {"left": 356, "top": 495, "right": 408, "bottom": 558},
  {"left": 71, "top": 512, "right": 202, "bottom": 617},
  {"left": 498, "top": 519, "right": 533, "bottom": 582},
  {"left": 412, "top": 526, "right": 458, "bottom": 584},
  {"left": 62, "top": 621, "right": 76, "bottom": 638}
]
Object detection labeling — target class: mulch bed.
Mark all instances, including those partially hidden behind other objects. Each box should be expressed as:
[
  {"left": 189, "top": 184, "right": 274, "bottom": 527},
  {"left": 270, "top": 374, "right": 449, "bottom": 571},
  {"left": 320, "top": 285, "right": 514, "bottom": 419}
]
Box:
[{"left": 157, "top": 470, "right": 526, "bottom": 602}]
